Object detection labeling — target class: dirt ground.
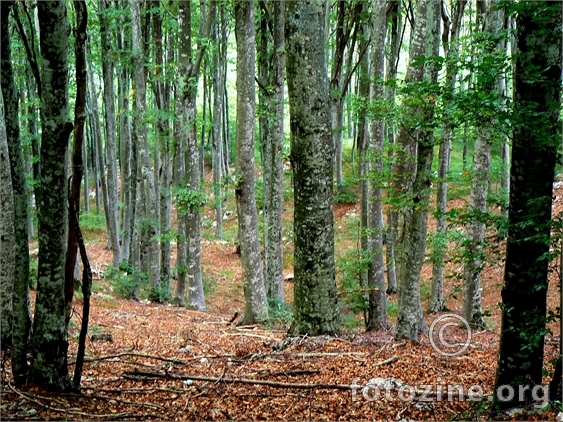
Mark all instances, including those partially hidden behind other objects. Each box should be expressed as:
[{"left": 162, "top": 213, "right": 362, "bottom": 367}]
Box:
[{"left": 1, "top": 183, "right": 561, "bottom": 421}]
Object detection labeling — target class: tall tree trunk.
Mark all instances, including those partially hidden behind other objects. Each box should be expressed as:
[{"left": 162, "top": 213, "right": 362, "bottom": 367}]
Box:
[
  {"left": 494, "top": 1, "right": 562, "bottom": 409},
  {"left": 384, "top": 0, "right": 402, "bottom": 296},
  {"left": 429, "top": 0, "right": 467, "bottom": 314},
  {"left": 286, "top": 0, "right": 340, "bottom": 336},
  {"left": 0, "top": 91, "right": 15, "bottom": 352},
  {"left": 462, "top": 1, "right": 504, "bottom": 329},
  {"left": 396, "top": 0, "right": 440, "bottom": 341},
  {"left": 64, "top": 0, "right": 88, "bottom": 328},
  {"left": 259, "top": 0, "right": 285, "bottom": 302},
  {"left": 212, "top": 14, "right": 224, "bottom": 239},
  {"left": 130, "top": 0, "right": 160, "bottom": 292},
  {"left": 30, "top": 0, "right": 74, "bottom": 391},
  {"left": 99, "top": 0, "right": 121, "bottom": 268},
  {"left": 365, "top": 0, "right": 388, "bottom": 332},
  {"left": 1, "top": 1, "right": 32, "bottom": 386},
  {"left": 235, "top": 0, "right": 268, "bottom": 324},
  {"left": 176, "top": 0, "right": 213, "bottom": 310}
]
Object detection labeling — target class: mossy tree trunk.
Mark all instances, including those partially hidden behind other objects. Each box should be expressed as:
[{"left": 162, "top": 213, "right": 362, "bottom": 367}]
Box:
[
  {"left": 30, "top": 0, "right": 74, "bottom": 391},
  {"left": 0, "top": 1, "right": 32, "bottom": 386},
  {"left": 286, "top": 0, "right": 340, "bottom": 336}
]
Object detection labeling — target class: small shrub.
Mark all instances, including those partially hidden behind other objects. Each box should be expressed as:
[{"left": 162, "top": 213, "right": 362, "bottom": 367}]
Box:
[{"left": 267, "top": 297, "right": 293, "bottom": 328}]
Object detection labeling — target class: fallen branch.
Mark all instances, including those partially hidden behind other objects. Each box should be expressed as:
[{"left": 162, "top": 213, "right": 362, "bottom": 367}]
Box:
[
  {"left": 8, "top": 384, "right": 158, "bottom": 419},
  {"left": 123, "top": 369, "right": 353, "bottom": 391},
  {"left": 69, "top": 352, "right": 187, "bottom": 366},
  {"left": 374, "top": 355, "right": 399, "bottom": 366}
]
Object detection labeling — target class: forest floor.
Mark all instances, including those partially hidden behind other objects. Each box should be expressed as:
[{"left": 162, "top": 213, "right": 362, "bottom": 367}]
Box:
[{"left": 1, "top": 175, "right": 562, "bottom": 421}]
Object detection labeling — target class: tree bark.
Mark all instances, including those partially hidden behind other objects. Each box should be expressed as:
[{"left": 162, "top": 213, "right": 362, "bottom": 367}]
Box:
[
  {"left": 99, "top": 0, "right": 121, "bottom": 268},
  {"left": 1, "top": 1, "right": 33, "bottom": 386},
  {"left": 366, "top": 0, "right": 388, "bottom": 332},
  {"left": 396, "top": 0, "right": 440, "bottom": 341},
  {"left": 429, "top": 0, "right": 466, "bottom": 314},
  {"left": 130, "top": 0, "right": 160, "bottom": 293},
  {"left": 286, "top": 0, "right": 340, "bottom": 336},
  {"left": 494, "top": 1, "right": 561, "bottom": 410},
  {"left": 64, "top": 0, "right": 88, "bottom": 329},
  {"left": 235, "top": 0, "right": 268, "bottom": 325},
  {"left": 462, "top": 0, "right": 504, "bottom": 329},
  {"left": 30, "top": 0, "right": 74, "bottom": 391}
]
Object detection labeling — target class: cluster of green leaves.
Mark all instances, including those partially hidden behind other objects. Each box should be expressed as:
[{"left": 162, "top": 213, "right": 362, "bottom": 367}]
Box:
[
  {"left": 173, "top": 186, "right": 207, "bottom": 216},
  {"left": 336, "top": 248, "right": 371, "bottom": 324},
  {"left": 266, "top": 297, "right": 293, "bottom": 329}
]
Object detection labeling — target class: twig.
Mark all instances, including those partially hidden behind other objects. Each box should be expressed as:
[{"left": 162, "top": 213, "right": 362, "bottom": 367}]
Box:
[
  {"left": 68, "top": 352, "right": 187, "bottom": 366},
  {"left": 374, "top": 355, "right": 399, "bottom": 366},
  {"left": 8, "top": 384, "right": 157, "bottom": 419},
  {"left": 223, "top": 331, "right": 279, "bottom": 341},
  {"left": 64, "top": 392, "right": 164, "bottom": 410},
  {"left": 123, "top": 369, "right": 353, "bottom": 391}
]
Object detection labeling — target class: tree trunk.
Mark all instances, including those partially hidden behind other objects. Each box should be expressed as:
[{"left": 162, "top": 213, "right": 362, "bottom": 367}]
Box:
[
  {"left": 462, "top": 1, "right": 504, "bottom": 329},
  {"left": 258, "top": 0, "right": 285, "bottom": 303},
  {"left": 365, "top": 0, "right": 388, "bottom": 332},
  {"left": 64, "top": 0, "right": 88, "bottom": 329},
  {"left": 396, "top": 0, "right": 440, "bottom": 341},
  {"left": 429, "top": 0, "right": 467, "bottom": 314},
  {"left": 384, "top": 0, "right": 402, "bottom": 296},
  {"left": 212, "top": 14, "right": 224, "bottom": 239},
  {"left": 286, "top": 0, "right": 340, "bottom": 336},
  {"left": 130, "top": 0, "right": 160, "bottom": 293},
  {"left": 1, "top": 0, "right": 32, "bottom": 387},
  {"left": 235, "top": 0, "right": 268, "bottom": 325},
  {"left": 494, "top": 1, "right": 561, "bottom": 409},
  {"left": 0, "top": 91, "right": 15, "bottom": 350},
  {"left": 99, "top": 0, "right": 121, "bottom": 268},
  {"left": 30, "top": 0, "right": 74, "bottom": 391}
]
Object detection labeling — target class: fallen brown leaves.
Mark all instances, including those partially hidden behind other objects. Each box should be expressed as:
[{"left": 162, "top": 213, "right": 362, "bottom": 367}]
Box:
[{"left": 1, "top": 293, "right": 559, "bottom": 421}]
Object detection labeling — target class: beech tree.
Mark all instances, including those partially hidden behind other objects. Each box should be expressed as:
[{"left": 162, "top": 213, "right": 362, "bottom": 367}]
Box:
[
  {"left": 0, "top": 0, "right": 32, "bottom": 386},
  {"left": 494, "top": 1, "right": 562, "bottom": 410},
  {"left": 29, "top": 0, "right": 74, "bottom": 391},
  {"left": 235, "top": 0, "right": 269, "bottom": 324},
  {"left": 286, "top": 0, "right": 340, "bottom": 336}
]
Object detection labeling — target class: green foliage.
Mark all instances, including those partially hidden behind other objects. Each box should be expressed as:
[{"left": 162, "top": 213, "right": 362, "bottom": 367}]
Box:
[
  {"left": 267, "top": 297, "right": 293, "bottom": 328},
  {"left": 105, "top": 262, "right": 147, "bottom": 300},
  {"left": 336, "top": 249, "right": 370, "bottom": 317},
  {"left": 29, "top": 255, "right": 38, "bottom": 290},
  {"left": 79, "top": 212, "right": 106, "bottom": 231},
  {"left": 173, "top": 187, "right": 207, "bottom": 216},
  {"left": 202, "top": 269, "right": 217, "bottom": 297}
]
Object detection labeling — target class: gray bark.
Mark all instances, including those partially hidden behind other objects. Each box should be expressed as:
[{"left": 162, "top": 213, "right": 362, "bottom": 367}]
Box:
[
  {"left": 176, "top": 0, "right": 212, "bottom": 311},
  {"left": 396, "top": 0, "right": 440, "bottom": 341},
  {"left": 130, "top": 0, "right": 160, "bottom": 291},
  {"left": 30, "top": 0, "right": 74, "bottom": 391},
  {"left": 366, "top": 0, "right": 388, "bottom": 331},
  {"left": 99, "top": 0, "right": 121, "bottom": 267},
  {"left": 258, "top": 0, "right": 285, "bottom": 302},
  {"left": 0, "top": 91, "right": 15, "bottom": 349},
  {"left": 429, "top": 0, "right": 467, "bottom": 314},
  {"left": 462, "top": 0, "right": 504, "bottom": 329},
  {"left": 286, "top": 0, "right": 340, "bottom": 336},
  {"left": 212, "top": 14, "right": 224, "bottom": 239},
  {"left": 1, "top": 1, "right": 32, "bottom": 386},
  {"left": 235, "top": 0, "right": 268, "bottom": 324},
  {"left": 384, "top": 0, "right": 402, "bottom": 296}
]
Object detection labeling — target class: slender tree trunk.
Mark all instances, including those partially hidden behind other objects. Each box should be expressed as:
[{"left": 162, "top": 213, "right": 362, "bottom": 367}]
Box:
[
  {"left": 1, "top": 1, "right": 32, "bottom": 386},
  {"left": 259, "top": 0, "right": 285, "bottom": 302},
  {"left": 429, "top": 0, "right": 466, "bottom": 314},
  {"left": 384, "top": 0, "right": 402, "bottom": 296},
  {"left": 494, "top": 1, "right": 561, "bottom": 409},
  {"left": 286, "top": 0, "right": 340, "bottom": 336},
  {"left": 212, "top": 15, "right": 224, "bottom": 239},
  {"left": 366, "top": 0, "right": 388, "bottom": 332},
  {"left": 396, "top": 0, "right": 440, "bottom": 341},
  {"left": 30, "top": 0, "right": 74, "bottom": 391},
  {"left": 64, "top": 0, "right": 88, "bottom": 329},
  {"left": 235, "top": 0, "right": 268, "bottom": 324},
  {"left": 462, "top": 1, "right": 504, "bottom": 329},
  {"left": 130, "top": 0, "right": 160, "bottom": 292},
  {"left": 99, "top": 0, "right": 121, "bottom": 267}
]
